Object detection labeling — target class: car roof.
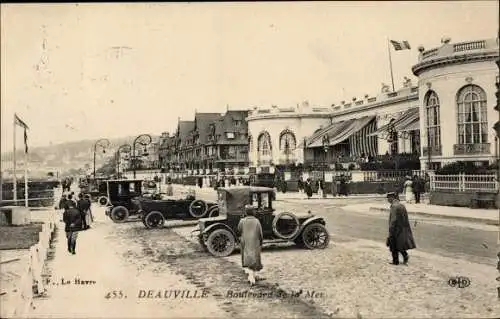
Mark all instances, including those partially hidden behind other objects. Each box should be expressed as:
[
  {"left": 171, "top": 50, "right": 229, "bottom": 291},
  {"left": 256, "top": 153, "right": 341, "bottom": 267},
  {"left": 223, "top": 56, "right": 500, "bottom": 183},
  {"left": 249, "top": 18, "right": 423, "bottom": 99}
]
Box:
[{"left": 218, "top": 186, "right": 275, "bottom": 194}]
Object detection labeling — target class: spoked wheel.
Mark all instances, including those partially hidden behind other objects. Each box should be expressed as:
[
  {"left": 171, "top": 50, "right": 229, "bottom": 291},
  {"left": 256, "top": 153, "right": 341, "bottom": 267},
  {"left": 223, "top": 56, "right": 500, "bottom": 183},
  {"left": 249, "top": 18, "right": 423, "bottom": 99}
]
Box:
[
  {"left": 144, "top": 211, "right": 165, "bottom": 228},
  {"left": 206, "top": 229, "right": 235, "bottom": 257},
  {"left": 189, "top": 200, "right": 208, "bottom": 218},
  {"left": 208, "top": 206, "right": 219, "bottom": 217},
  {"left": 110, "top": 206, "right": 129, "bottom": 223},
  {"left": 301, "top": 223, "right": 330, "bottom": 249}
]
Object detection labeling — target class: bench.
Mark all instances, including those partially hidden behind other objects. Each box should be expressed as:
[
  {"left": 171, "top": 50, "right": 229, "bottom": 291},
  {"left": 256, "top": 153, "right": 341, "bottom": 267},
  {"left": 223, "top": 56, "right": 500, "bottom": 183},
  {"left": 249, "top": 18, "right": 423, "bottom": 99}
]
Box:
[{"left": 470, "top": 191, "right": 497, "bottom": 209}]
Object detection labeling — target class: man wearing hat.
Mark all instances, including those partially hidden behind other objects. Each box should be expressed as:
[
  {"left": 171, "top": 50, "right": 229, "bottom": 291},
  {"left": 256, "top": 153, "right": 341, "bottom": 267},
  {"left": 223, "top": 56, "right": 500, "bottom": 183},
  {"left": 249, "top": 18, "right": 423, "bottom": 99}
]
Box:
[{"left": 386, "top": 192, "right": 416, "bottom": 265}]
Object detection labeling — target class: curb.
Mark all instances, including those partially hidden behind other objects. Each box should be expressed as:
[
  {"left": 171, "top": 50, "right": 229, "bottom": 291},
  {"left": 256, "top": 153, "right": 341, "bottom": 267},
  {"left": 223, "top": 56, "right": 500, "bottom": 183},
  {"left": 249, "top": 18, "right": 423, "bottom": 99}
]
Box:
[{"left": 369, "top": 207, "right": 498, "bottom": 225}]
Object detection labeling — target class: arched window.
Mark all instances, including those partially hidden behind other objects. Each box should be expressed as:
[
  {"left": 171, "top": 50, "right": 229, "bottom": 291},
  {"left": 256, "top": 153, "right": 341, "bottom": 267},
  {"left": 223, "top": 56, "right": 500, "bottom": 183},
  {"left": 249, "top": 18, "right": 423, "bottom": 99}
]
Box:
[
  {"left": 279, "top": 130, "right": 297, "bottom": 155},
  {"left": 425, "top": 91, "right": 441, "bottom": 149},
  {"left": 257, "top": 132, "right": 272, "bottom": 156},
  {"left": 456, "top": 85, "right": 487, "bottom": 144}
]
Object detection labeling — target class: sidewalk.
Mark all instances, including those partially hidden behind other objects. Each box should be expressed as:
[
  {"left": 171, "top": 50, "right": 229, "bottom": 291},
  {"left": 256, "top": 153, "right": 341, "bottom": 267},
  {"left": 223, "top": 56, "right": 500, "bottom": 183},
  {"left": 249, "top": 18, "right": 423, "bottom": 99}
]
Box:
[
  {"left": 345, "top": 202, "right": 499, "bottom": 225},
  {"left": 29, "top": 205, "right": 225, "bottom": 318}
]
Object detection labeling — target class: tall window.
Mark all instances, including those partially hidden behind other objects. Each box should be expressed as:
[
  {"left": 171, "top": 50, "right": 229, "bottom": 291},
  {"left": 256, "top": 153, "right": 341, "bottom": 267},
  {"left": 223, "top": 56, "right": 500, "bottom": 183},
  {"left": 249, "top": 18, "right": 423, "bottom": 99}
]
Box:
[
  {"left": 257, "top": 132, "right": 272, "bottom": 156},
  {"left": 425, "top": 91, "right": 441, "bottom": 149},
  {"left": 456, "top": 85, "right": 487, "bottom": 144},
  {"left": 279, "top": 130, "right": 297, "bottom": 155}
]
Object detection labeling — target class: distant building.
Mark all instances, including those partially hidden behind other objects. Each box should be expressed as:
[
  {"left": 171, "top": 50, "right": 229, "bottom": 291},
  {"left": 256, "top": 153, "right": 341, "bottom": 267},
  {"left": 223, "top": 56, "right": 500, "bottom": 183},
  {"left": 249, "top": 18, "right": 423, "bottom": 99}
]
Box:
[{"left": 160, "top": 110, "right": 249, "bottom": 175}]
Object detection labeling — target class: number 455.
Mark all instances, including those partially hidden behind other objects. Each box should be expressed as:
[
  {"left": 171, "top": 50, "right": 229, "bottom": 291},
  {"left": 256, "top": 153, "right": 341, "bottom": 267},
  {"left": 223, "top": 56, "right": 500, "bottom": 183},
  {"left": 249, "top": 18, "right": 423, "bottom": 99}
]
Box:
[{"left": 105, "top": 291, "right": 125, "bottom": 299}]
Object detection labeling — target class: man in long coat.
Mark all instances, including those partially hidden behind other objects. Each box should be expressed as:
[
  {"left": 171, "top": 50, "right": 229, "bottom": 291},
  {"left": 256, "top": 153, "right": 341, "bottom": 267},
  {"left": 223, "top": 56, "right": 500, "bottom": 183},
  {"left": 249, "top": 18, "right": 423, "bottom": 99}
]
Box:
[
  {"left": 238, "top": 205, "right": 263, "bottom": 285},
  {"left": 386, "top": 192, "right": 416, "bottom": 265}
]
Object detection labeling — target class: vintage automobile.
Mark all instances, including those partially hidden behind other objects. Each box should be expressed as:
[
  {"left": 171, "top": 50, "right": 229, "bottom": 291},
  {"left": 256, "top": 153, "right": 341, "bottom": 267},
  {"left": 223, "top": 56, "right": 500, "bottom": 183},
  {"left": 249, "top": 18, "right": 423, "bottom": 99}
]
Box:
[
  {"left": 104, "top": 179, "right": 144, "bottom": 223},
  {"left": 138, "top": 189, "right": 219, "bottom": 228},
  {"left": 80, "top": 177, "right": 111, "bottom": 206},
  {"left": 196, "top": 186, "right": 329, "bottom": 257}
]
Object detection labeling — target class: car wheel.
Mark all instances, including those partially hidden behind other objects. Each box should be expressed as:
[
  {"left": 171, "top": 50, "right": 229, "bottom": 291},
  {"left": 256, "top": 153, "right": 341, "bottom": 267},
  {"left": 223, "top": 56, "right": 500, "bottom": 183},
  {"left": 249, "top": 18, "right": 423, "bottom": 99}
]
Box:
[
  {"left": 98, "top": 196, "right": 109, "bottom": 206},
  {"left": 110, "top": 206, "right": 129, "bottom": 223},
  {"left": 208, "top": 206, "right": 219, "bottom": 217},
  {"left": 301, "top": 223, "right": 330, "bottom": 250},
  {"left": 144, "top": 211, "right": 165, "bottom": 228},
  {"left": 206, "top": 229, "right": 235, "bottom": 257},
  {"left": 272, "top": 212, "right": 300, "bottom": 240},
  {"left": 189, "top": 199, "right": 208, "bottom": 218}
]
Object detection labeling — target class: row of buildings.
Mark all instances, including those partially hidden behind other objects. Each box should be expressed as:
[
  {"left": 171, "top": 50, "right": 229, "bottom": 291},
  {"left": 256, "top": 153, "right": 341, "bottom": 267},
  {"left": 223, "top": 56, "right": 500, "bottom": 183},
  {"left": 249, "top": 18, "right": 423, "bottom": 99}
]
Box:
[{"left": 129, "top": 37, "right": 499, "bottom": 176}]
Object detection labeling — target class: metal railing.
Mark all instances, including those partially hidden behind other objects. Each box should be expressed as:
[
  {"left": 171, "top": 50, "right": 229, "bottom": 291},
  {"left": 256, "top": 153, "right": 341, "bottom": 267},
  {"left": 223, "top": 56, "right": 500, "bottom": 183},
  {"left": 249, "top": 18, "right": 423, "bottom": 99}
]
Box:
[{"left": 430, "top": 173, "right": 498, "bottom": 192}]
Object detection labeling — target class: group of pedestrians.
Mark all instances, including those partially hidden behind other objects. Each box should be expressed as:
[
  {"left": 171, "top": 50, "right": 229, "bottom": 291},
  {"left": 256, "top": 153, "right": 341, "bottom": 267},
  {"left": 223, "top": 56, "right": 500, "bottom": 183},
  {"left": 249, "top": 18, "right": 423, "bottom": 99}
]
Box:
[
  {"left": 299, "top": 175, "right": 349, "bottom": 199},
  {"left": 57, "top": 191, "right": 93, "bottom": 255}
]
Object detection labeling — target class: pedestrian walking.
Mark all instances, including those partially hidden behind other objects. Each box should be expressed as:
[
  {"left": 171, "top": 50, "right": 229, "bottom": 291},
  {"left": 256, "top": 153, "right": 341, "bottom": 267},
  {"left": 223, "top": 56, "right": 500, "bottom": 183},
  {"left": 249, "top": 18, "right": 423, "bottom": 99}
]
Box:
[
  {"left": 412, "top": 175, "right": 423, "bottom": 204},
  {"left": 331, "top": 176, "right": 338, "bottom": 197},
  {"left": 58, "top": 194, "right": 68, "bottom": 210},
  {"left": 318, "top": 179, "right": 326, "bottom": 198},
  {"left": 298, "top": 176, "right": 304, "bottom": 193},
  {"left": 386, "top": 192, "right": 416, "bottom": 265},
  {"left": 84, "top": 194, "right": 94, "bottom": 223},
  {"left": 304, "top": 178, "right": 313, "bottom": 199},
  {"left": 77, "top": 193, "right": 91, "bottom": 229},
  {"left": 63, "top": 200, "right": 83, "bottom": 255},
  {"left": 339, "top": 174, "right": 348, "bottom": 196},
  {"left": 238, "top": 205, "right": 263, "bottom": 286},
  {"left": 403, "top": 176, "right": 415, "bottom": 203}
]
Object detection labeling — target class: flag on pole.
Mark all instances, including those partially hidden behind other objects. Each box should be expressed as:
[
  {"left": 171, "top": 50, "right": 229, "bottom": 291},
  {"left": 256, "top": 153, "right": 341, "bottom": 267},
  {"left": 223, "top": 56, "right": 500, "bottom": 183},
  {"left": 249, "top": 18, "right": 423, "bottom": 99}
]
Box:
[
  {"left": 390, "top": 40, "right": 411, "bottom": 51},
  {"left": 14, "top": 114, "right": 29, "bottom": 153}
]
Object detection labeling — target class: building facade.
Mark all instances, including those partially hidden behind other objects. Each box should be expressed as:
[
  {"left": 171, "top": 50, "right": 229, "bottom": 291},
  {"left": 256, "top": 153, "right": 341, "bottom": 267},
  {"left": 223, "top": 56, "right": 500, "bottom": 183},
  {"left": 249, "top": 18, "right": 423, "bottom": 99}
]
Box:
[
  {"left": 412, "top": 37, "right": 499, "bottom": 169},
  {"left": 246, "top": 37, "right": 499, "bottom": 171},
  {"left": 247, "top": 86, "right": 421, "bottom": 171},
  {"left": 159, "top": 111, "right": 250, "bottom": 175}
]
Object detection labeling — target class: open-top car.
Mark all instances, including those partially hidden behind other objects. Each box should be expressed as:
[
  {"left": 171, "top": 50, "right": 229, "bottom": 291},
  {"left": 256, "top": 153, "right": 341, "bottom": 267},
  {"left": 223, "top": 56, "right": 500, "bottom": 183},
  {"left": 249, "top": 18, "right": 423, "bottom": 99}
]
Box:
[
  {"left": 138, "top": 189, "right": 219, "bottom": 228},
  {"left": 196, "top": 186, "right": 329, "bottom": 257},
  {"left": 104, "top": 179, "right": 144, "bottom": 223}
]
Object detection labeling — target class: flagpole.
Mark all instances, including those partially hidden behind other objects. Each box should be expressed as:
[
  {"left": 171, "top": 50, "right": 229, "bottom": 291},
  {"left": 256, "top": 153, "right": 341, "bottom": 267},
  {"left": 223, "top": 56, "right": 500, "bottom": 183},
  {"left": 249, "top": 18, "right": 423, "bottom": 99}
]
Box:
[
  {"left": 387, "top": 38, "right": 395, "bottom": 92},
  {"left": 13, "top": 114, "right": 17, "bottom": 205},
  {"left": 24, "top": 143, "right": 28, "bottom": 208}
]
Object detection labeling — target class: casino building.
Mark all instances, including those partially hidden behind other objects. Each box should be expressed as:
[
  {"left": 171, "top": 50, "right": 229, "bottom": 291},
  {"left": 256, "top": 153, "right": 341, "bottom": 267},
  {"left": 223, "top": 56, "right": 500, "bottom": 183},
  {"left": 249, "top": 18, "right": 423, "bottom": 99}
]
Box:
[{"left": 247, "top": 37, "right": 499, "bottom": 172}]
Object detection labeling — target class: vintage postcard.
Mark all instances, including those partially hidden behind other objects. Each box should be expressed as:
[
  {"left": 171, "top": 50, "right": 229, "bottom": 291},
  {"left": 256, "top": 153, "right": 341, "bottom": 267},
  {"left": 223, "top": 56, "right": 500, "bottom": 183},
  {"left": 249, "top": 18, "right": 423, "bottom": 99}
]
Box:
[{"left": 1, "top": 2, "right": 499, "bottom": 318}]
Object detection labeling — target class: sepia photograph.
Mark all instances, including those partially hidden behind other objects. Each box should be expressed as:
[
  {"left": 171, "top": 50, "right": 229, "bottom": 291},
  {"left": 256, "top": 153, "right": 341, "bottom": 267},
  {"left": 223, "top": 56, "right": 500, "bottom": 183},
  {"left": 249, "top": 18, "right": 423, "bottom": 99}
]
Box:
[{"left": 1, "top": 1, "right": 499, "bottom": 318}]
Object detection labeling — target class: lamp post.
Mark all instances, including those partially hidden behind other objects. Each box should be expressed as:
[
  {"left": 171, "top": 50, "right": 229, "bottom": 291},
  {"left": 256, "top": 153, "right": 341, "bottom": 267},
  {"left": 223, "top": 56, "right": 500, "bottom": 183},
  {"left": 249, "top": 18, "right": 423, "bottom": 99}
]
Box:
[
  {"left": 93, "top": 138, "right": 111, "bottom": 179},
  {"left": 132, "top": 134, "right": 152, "bottom": 178},
  {"left": 116, "top": 144, "right": 132, "bottom": 178}
]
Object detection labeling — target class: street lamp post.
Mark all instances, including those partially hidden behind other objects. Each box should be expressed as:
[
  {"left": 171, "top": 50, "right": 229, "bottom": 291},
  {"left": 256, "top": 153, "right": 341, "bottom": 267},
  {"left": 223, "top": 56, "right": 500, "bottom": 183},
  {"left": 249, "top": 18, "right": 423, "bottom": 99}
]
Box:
[
  {"left": 116, "top": 144, "right": 132, "bottom": 178},
  {"left": 93, "top": 138, "right": 111, "bottom": 179},
  {"left": 132, "top": 134, "right": 152, "bottom": 179}
]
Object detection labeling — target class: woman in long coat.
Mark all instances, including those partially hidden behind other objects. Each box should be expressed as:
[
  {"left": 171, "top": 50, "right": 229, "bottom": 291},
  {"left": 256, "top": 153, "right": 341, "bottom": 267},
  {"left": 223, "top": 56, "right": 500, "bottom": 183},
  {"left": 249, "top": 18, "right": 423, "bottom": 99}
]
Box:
[
  {"left": 386, "top": 192, "right": 416, "bottom": 265},
  {"left": 238, "top": 205, "right": 263, "bottom": 285}
]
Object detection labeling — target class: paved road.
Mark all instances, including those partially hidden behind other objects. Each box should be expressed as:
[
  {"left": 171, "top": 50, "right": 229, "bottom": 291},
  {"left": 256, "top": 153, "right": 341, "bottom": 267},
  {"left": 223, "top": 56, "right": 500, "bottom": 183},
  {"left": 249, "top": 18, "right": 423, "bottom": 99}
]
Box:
[{"left": 189, "top": 188, "right": 498, "bottom": 265}]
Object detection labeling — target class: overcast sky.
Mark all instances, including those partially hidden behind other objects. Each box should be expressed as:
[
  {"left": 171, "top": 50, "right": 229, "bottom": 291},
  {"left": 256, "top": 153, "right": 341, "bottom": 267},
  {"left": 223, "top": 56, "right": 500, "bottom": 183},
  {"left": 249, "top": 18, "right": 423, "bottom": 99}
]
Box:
[{"left": 1, "top": 1, "right": 498, "bottom": 152}]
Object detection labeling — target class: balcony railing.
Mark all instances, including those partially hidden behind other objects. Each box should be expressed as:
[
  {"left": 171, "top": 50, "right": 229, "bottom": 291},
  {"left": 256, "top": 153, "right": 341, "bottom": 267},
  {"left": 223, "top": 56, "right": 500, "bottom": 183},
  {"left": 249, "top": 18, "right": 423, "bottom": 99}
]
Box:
[
  {"left": 422, "top": 145, "right": 442, "bottom": 156},
  {"left": 453, "top": 143, "right": 490, "bottom": 155},
  {"left": 453, "top": 40, "right": 486, "bottom": 53}
]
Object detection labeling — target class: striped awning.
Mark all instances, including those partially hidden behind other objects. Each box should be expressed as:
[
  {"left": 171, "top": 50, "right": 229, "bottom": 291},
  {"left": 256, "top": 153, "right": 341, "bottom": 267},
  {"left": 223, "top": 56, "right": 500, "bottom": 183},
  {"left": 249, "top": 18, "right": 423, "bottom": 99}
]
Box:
[
  {"left": 302, "top": 116, "right": 376, "bottom": 148},
  {"left": 399, "top": 119, "right": 420, "bottom": 132},
  {"left": 369, "top": 107, "right": 419, "bottom": 137}
]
